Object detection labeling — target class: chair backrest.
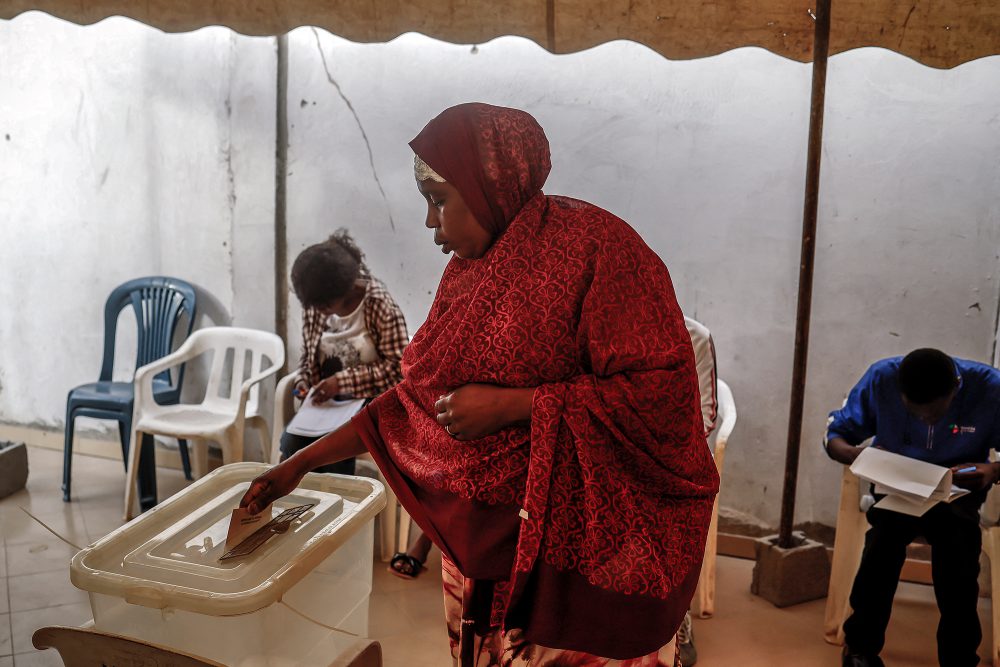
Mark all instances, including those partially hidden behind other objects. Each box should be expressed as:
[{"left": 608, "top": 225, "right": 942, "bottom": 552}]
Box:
[
  {"left": 685, "top": 317, "right": 719, "bottom": 437},
  {"left": 709, "top": 379, "right": 737, "bottom": 453},
  {"left": 100, "top": 276, "right": 197, "bottom": 387},
  {"left": 32, "top": 625, "right": 225, "bottom": 667},
  {"left": 185, "top": 327, "right": 285, "bottom": 412}
]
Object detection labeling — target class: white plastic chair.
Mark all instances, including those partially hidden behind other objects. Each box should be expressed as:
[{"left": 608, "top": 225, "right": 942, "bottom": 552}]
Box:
[
  {"left": 981, "top": 514, "right": 1000, "bottom": 665},
  {"left": 823, "top": 466, "right": 870, "bottom": 645},
  {"left": 692, "top": 378, "right": 737, "bottom": 618},
  {"left": 273, "top": 371, "right": 409, "bottom": 562},
  {"left": 825, "top": 457, "right": 1000, "bottom": 664},
  {"left": 124, "top": 327, "right": 284, "bottom": 520}
]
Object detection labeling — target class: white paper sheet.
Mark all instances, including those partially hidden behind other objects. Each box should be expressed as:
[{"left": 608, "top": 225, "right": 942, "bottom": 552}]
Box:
[
  {"left": 871, "top": 494, "right": 938, "bottom": 517},
  {"left": 285, "top": 391, "right": 365, "bottom": 438},
  {"left": 850, "top": 447, "right": 970, "bottom": 516}
]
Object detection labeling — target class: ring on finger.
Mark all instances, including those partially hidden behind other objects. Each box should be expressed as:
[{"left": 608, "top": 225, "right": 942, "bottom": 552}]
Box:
[{"left": 445, "top": 424, "right": 457, "bottom": 437}]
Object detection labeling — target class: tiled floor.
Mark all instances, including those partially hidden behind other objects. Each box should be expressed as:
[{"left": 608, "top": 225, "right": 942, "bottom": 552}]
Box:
[{"left": 0, "top": 446, "right": 994, "bottom": 665}]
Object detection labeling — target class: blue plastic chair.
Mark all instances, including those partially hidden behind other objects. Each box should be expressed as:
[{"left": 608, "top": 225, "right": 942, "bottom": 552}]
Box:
[{"left": 62, "top": 277, "right": 197, "bottom": 506}]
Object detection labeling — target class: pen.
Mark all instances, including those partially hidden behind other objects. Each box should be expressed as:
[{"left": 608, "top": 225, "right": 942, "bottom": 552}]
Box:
[{"left": 956, "top": 466, "right": 977, "bottom": 474}]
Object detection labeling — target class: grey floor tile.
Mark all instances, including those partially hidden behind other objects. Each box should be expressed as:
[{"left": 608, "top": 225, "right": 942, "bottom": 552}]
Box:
[
  {"left": 0, "top": 488, "right": 71, "bottom": 519},
  {"left": 367, "top": 592, "right": 420, "bottom": 638},
  {"left": 9, "top": 604, "right": 90, "bottom": 655},
  {"left": 0, "top": 506, "right": 88, "bottom": 549},
  {"left": 12, "top": 650, "right": 61, "bottom": 667},
  {"left": 80, "top": 512, "right": 125, "bottom": 544},
  {"left": 378, "top": 629, "right": 452, "bottom": 667},
  {"left": 0, "top": 614, "right": 10, "bottom": 657},
  {"left": 7, "top": 572, "right": 87, "bottom": 614},
  {"left": 391, "top": 584, "right": 446, "bottom": 629},
  {"left": 3, "top": 540, "right": 77, "bottom": 579}
]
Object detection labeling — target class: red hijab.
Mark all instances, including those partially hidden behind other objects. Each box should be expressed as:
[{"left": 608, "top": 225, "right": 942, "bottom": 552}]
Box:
[
  {"left": 409, "top": 103, "right": 551, "bottom": 235},
  {"left": 355, "top": 103, "right": 719, "bottom": 658}
]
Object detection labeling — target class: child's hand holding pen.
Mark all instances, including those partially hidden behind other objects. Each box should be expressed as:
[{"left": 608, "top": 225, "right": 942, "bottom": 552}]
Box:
[{"left": 311, "top": 376, "right": 340, "bottom": 403}]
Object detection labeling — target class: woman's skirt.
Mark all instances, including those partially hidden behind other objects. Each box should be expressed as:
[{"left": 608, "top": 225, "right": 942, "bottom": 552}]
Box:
[{"left": 442, "top": 554, "right": 680, "bottom": 667}]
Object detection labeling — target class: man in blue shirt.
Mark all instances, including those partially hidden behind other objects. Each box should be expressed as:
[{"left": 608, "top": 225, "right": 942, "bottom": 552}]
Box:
[{"left": 826, "top": 348, "right": 1000, "bottom": 667}]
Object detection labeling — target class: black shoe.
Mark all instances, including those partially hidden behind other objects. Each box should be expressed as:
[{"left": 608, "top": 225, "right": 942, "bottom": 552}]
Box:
[{"left": 842, "top": 647, "right": 885, "bottom": 667}]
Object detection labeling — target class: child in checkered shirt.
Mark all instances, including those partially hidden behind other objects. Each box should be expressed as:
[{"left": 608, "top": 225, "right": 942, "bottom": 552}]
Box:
[{"left": 279, "top": 229, "right": 408, "bottom": 475}]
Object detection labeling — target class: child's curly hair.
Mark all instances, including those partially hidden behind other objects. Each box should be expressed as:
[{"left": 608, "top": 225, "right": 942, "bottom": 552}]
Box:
[{"left": 291, "top": 229, "right": 366, "bottom": 308}]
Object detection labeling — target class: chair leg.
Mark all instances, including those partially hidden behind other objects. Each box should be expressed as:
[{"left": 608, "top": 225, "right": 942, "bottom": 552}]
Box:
[
  {"left": 694, "top": 494, "right": 720, "bottom": 618},
  {"left": 137, "top": 432, "right": 158, "bottom": 512},
  {"left": 380, "top": 482, "right": 399, "bottom": 563},
  {"left": 253, "top": 419, "right": 271, "bottom": 465},
  {"left": 123, "top": 429, "right": 143, "bottom": 521},
  {"left": 824, "top": 472, "right": 869, "bottom": 645},
  {"left": 190, "top": 438, "right": 210, "bottom": 480},
  {"left": 984, "top": 527, "right": 1000, "bottom": 666},
  {"left": 219, "top": 426, "right": 245, "bottom": 466},
  {"left": 124, "top": 430, "right": 161, "bottom": 520},
  {"left": 116, "top": 419, "right": 131, "bottom": 470},
  {"left": 398, "top": 507, "right": 412, "bottom": 555},
  {"left": 178, "top": 439, "right": 193, "bottom": 481},
  {"left": 241, "top": 416, "right": 269, "bottom": 463},
  {"left": 62, "top": 407, "right": 76, "bottom": 502}
]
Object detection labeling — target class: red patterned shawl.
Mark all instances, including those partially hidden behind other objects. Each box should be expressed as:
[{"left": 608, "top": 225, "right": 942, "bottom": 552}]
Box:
[{"left": 354, "top": 104, "right": 719, "bottom": 658}]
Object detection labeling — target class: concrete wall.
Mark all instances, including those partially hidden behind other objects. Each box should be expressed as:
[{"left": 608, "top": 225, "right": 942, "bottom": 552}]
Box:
[
  {"left": 2, "top": 12, "right": 999, "bottom": 526},
  {"left": 285, "top": 31, "right": 1000, "bottom": 526},
  {"left": 0, "top": 14, "right": 276, "bottom": 437}
]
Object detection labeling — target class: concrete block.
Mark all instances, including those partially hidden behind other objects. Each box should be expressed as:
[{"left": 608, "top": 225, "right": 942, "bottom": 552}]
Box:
[
  {"left": 0, "top": 441, "right": 29, "bottom": 499},
  {"left": 751, "top": 531, "right": 831, "bottom": 607}
]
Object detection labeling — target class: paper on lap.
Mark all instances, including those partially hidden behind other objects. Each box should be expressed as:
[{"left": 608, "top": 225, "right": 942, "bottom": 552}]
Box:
[
  {"left": 286, "top": 390, "right": 365, "bottom": 438},
  {"left": 850, "top": 447, "right": 970, "bottom": 516}
]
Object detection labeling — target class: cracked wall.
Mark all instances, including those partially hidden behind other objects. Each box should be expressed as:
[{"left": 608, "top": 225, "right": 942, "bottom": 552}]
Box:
[
  {"left": 1, "top": 14, "right": 999, "bottom": 526},
  {"left": 284, "top": 31, "right": 1000, "bottom": 527},
  {"left": 0, "top": 14, "right": 276, "bottom": 437}
]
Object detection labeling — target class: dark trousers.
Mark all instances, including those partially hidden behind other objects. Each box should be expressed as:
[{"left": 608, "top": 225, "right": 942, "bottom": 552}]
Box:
[
  {"left": 843, "top": 491, "right": 985, "bottom": 667},
  {"left": 279, "top": 431, "right": 356, "bottom": 476}
]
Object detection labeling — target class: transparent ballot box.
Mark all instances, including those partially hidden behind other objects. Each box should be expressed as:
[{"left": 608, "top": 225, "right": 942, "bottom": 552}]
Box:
[{"left": 71, "top": 463, "right": 385, "bottom": 666}]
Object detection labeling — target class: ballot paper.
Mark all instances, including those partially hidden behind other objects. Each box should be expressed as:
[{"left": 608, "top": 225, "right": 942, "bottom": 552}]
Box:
[
  {"left": 849, "top": 447, "right": 970, "bottom": 516},
  {"left": 220, "top": 503, "right": 316, "bottom": 561},
  {"left": 224, "top": 503, "right": 273, "bottom": 550},
  {"left": 285, "top": 391, "right": 365, "bottom": 438}
]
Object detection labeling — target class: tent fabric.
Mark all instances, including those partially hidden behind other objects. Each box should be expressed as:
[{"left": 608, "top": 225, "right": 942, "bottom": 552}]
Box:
[{"left": 3, "top": 0, "right": 999, "bottom": 69}]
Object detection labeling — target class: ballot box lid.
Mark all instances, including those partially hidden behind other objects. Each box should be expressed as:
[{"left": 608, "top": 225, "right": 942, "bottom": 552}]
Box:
[{"left": 71, "top": 462, "right": 385, "bottom": 615}]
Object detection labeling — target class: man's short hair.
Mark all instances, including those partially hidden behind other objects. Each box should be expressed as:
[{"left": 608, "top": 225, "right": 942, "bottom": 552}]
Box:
[{"left": 898, "top": 348, "right": 958, "bottom": 404}]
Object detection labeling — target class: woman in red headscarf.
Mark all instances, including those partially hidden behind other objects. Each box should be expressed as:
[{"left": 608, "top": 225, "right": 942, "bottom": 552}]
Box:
[{"left": 242, "top": 103, "right": 719, "bottom": 667}]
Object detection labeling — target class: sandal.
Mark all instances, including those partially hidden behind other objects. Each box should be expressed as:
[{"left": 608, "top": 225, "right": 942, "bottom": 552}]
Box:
[{"left": 388, "top": 552, "right": 426, "bottom": 580}]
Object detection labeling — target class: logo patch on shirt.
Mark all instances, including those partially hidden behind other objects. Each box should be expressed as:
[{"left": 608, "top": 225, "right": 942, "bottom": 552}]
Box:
[{"left": 949, "top": 424, "right": 976, "bottom": 435}]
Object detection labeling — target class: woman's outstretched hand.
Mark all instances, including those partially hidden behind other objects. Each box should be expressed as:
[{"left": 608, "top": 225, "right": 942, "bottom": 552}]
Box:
[
  {"left": 240, "top": 458, "right": 308, "bottom": 515},
  {"left": 435, "top": 384, "right": 535, "bottom": 441}
]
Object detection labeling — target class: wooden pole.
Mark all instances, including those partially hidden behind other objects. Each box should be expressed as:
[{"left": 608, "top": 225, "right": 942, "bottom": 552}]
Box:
[
  {"left": 274, "top": 33, "right": 290, "bottom": 375},
  {"left": 778, "top": 0, "right": 832, "bottom": 549},
  {"left": 545, "top": 0, "right": 556, "bottom": 51}
]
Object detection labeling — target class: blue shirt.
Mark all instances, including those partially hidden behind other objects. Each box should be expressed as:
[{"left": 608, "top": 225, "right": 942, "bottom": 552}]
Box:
[{"left": 826, "top": 357, "right": 1000, "bottom": 467}]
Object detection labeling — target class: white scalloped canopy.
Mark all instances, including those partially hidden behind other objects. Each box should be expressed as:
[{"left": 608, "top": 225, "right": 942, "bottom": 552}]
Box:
[{"left": 3, "top": 0, "right": 1000, "bottom": 69}]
